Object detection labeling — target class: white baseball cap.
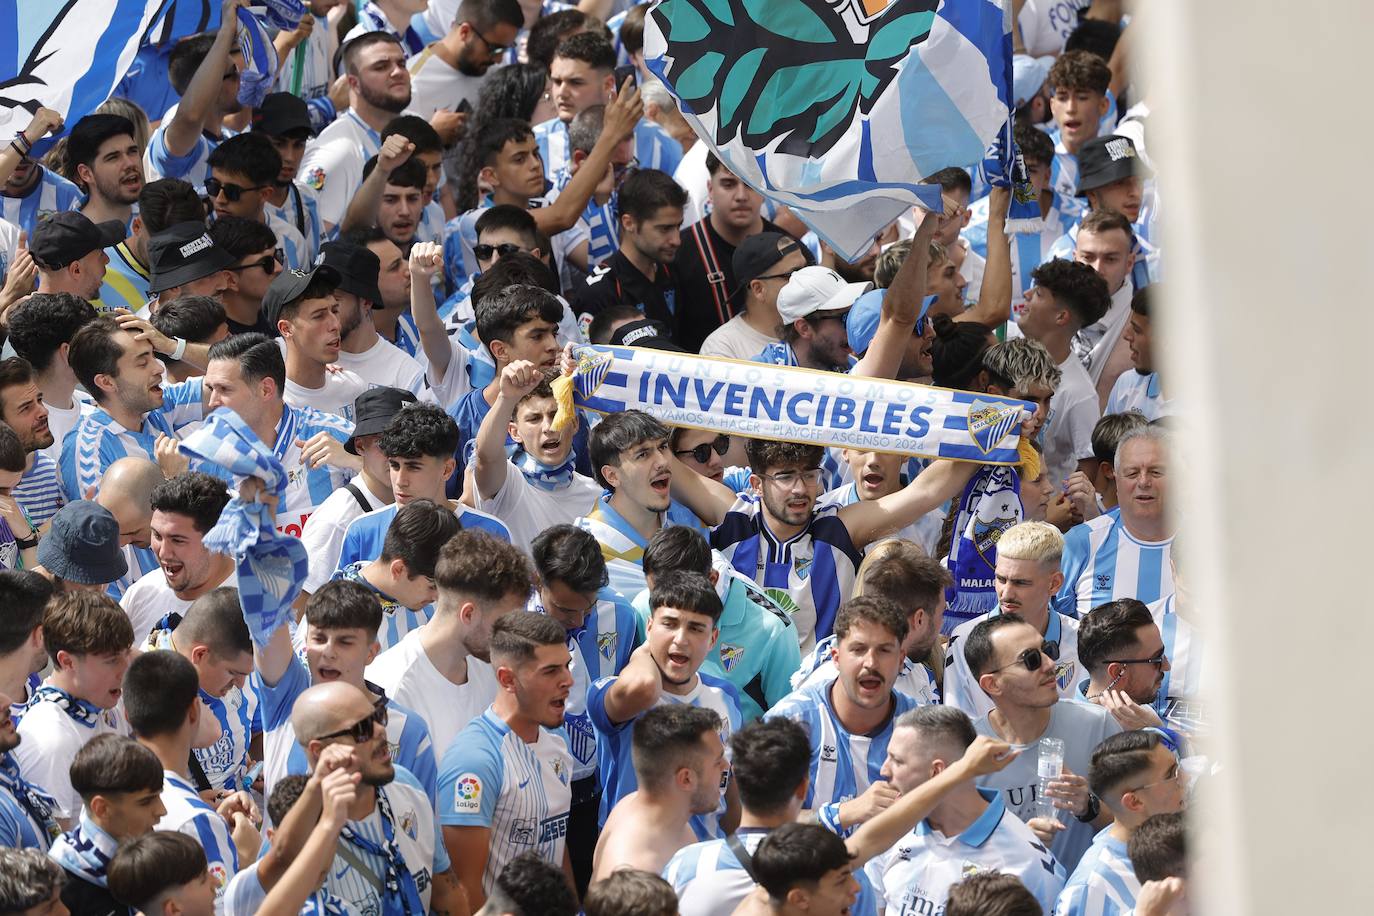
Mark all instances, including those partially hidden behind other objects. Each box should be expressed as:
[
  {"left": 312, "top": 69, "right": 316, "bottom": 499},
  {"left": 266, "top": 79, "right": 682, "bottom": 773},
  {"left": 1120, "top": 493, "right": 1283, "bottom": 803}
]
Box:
[{"left": 776, "top": 266, "right": 869, "bottom": 324}]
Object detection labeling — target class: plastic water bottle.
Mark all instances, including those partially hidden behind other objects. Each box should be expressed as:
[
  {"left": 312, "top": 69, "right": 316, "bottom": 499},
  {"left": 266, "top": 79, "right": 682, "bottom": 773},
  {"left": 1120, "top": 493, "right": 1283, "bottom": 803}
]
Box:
[{"left": 1036, "top": 737, "right": 1065, "bottom": 820}]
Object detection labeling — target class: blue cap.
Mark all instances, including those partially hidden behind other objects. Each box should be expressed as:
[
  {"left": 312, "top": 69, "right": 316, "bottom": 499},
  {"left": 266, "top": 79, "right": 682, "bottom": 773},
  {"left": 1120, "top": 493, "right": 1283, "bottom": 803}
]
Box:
[
  {"left": 36, "top": 500, "right": 127, "bottom": 586},
  {"left": 1013, "top": 54, "right": 1053, "bottom": 108},
  {"left": 846, "top": 291, "right": 938, "bottom": 355}
]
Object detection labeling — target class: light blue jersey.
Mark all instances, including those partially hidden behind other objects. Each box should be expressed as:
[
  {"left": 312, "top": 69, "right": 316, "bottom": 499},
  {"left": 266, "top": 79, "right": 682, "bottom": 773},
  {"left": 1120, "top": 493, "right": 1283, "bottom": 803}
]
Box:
[
  {"left": 12, "top": 452, "right": 63, "bottom": 525},
  {"left": 533, "top": 117, "right": 683, "bottom": 182},
  {"left": 268, "top": 404, "right": 356, "bottom": 536},
  {"left": 574, "top": 494, "right": 669, "bottom": 599},
  {"left": 965, "top": 190, "right": 1079, "bottom": 302},
  {"left": 528, "top": 588, "right": 640, "bottom": 782},
  {"left": 333, "top": 560, "right": 433, "bottom": 654},
  {"left": 1054, "top": 827, "right": 1139, "bottom": 916},
  {"left": 158, "top": 769, "right": 239, "bottom": 910},
  {"left": 146, "top": 119, "right": 224, "bottom": 186},
  {"left": 336, "top": 502, "right": 511, "bottom": 571},
  {"left": 766, "top": 677, "right": 918, "bottom": 835},
  {"left": 266, "top": 180, "right": 325, "bottom": 267},
  {"left": 0, "top": 168, "right": 82, "bottom": 237},
  {"left": 437, "top": 708, "right": 574, "bottom": 897},
  {"left": 59, "top": 378, "right": 204, "bottom": 502},
  {"left": 0, "top": 754, "right": 59, "bottom": 851},
  {"left": 1053, "top": 509, "right": 1175, "bottom": 618},
  {"left": 549, "top": 167, "right": 619, "bottom": 267}
]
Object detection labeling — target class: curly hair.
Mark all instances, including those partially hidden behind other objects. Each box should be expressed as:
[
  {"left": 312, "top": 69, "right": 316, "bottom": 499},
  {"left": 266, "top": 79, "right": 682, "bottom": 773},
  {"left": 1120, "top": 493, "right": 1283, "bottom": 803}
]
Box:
[
  {"left": 1047, "top": 49, "right": 1111, "bottom": 96},
  {"left": 1029, "top": 258, "right": 1111, "bottom": 328}
]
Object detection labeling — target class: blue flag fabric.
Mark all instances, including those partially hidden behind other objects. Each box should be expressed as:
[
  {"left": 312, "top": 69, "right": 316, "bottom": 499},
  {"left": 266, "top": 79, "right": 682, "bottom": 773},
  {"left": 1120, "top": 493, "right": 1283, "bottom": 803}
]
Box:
[
  {"left": 236, "top": 1, "right": 305, "bottom": 108},
  {"left": 179, "top": 408, "right": 308, "bottom": 647},
  {"left": 644, "top": 0, "right": 1015, "bottom": 259}
]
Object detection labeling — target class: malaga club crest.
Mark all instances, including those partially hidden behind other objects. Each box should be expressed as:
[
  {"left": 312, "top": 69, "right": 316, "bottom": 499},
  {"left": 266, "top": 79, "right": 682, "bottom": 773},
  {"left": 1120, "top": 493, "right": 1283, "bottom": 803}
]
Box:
[{"left": 967, "top": 399, "right": 1023, "bottom": 456}]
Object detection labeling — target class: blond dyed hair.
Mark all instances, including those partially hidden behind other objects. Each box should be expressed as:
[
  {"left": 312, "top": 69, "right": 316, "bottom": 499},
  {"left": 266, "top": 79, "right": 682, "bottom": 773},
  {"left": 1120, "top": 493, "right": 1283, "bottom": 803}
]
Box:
[{"left": 995, "top": 520, "right": 1064, "bottom": 566}]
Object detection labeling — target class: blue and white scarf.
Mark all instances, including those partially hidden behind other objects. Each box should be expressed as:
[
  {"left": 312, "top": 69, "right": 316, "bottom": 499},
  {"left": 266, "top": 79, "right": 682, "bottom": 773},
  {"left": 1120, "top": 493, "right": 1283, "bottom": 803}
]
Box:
[
  {"left": 235, "top": 3, "right": 306, "bottom": 108},
  {"left": 339, "top": 786, "right": 424, "bottom": 916},
  {"left": 179, "top": 408, "right": 309, "bottom": 647},
  {"left": 24, "top": 684, "right": 101, "bottom": 728},
  {"left": 512, "top": 448, "right": 576, "bottom": 492},
  {"left": 944, "top": 466, "right": 1023, "bottom": 633},
  {"left": 0, "top": 754, "right": 60, "bottom": 845},
  {"left": 49, "top": 811, "right": 120, "bottom": 887}
]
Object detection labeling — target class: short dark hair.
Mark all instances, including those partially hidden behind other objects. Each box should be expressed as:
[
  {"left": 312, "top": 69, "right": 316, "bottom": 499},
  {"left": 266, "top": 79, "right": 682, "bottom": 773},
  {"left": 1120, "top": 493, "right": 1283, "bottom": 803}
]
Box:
[
  {"left": 859, "top": 547, "right": 952, "bottom": 615},
  {"left": 553, "top": 31, "right": 615, "bottom": 71},
  {"left": 168, "top": 32, "right": 216, "bottom": 96},
  {"left": 0, "top": 424, "right": 24, "bottom": 474},
  {"left": 0, "top": 570, "right": 53, "bottom": 656},
  {"left": 476, "top": 204, "right": 538, "bottom": 248},
  {"left": 139, "top": 178, "right": 205, "bottom": 235},
  {"left": 730, "top": 717, "right": 811, "bottom": 815},
  {"left": 362, "top": 154, "right": 427, "bottom": 190},
  {"left": 752, "top": 823, "right": 853, "bottom": 902},
  {"left": 208, "top": 132, "right": 282, "bottom": 187},
  {"left": 931, "top": 312, "right": 995, "bottom": 389},
  {"left": 642, "top": 525, "right": 712, "bottom": 580},
  {"left": 1029, "top": 258, "right": 1111, "bottom": 329},
  {"left": 107, "top": 832, "right": 207, "bottom": 913},
  {"left": 587, "top": 303, "right": 644, "bottom": 344},
  {"left": 208, "top": 214, "right": 279, "bottom": 259},
  {"left": 589, "top": 410, "right": 669, "bottom": 489},
  {"left": 150, "top": 471, "right": 230, "bottom": 534},
  {"left": 207, "top": 332, "right": 288, "bottom": 397},
  {"left": 177, "top": 588, "right": 253, "bottom": 661},
  {"left": 633, "top": 704, "right": 721, "bottom": 789},
  {"left": 1079, "top": 208, "right": 1135, "bottom": 243},
  {"left": 945, "top": 872, "right": 1044, "bottom": 916},
  {"left": 379, "top": 498, "right": 462, "bottom": 579},
  {"left": 1128, "top": 812, "right": 1186, "bottom": 882},
  {"left": 0, "top": 357, "right": 36, "bottom": 409},
  {"left": 744, "top": 439, "right": 824, "bottom": 476},
  {"left": 305, "top": 580, "right": 383, "bottom": 637},
  {"left": 489, "top": 610, "right": 567, "bottom": 667},
  {"left": 475, "top": 284, "right": 563, "bottom": 354},
  {"left": 1064, "top": 19, "right": 1121, "bottom": 62},
  {"left": 962, "top": 612, "right": 1031, "bottom": 679},
  {"left": 124, "top": 650, "right": 200, "bottom": 738},
  {"left": 833, "top": 596, "right": 909, "bottom": 646},
  {"left": 456, "top": 0, "right": 524, "bottom": 33},
  {"left": 923, "top": 166, "right": 973, "bottom": 195},
  {"left": 342, "top": 30, "right": 403, "bottom": 76},
  {"left": 1131, "top": 284, "right": 1151, "bottom": 319},
  {"left": 44, "top": 591, "right": 133, "bottom": 663},
  {"left": 66, "top": 114, "right": 137, "bottom": 174},
  {"left": 435, "top": 529, "right": 534, "bottom": 603},
  {"left": 527, "top": 9, "right": 590, "bottom": 69},
  {"left": 617, "top": 168, "right": 687, "bottom": 223},
  {"left": 1077, "top": 598, "right": 1156, "bottom": 674},
  {"left": 381, "top": 115, "right": 443, "bottom": 156},
  {"left": 530, "top": 525, "right": 609, "bottom": 596},
  {"left": 474, "top": 118, "right": 535, "bottom": 170},
  {"left": 471, "top": 252, "right": 560, "bottom": 304},
  {"left": 6, "top": 293, "right": 98, "bottom": 373},
  {"left": 0, "top": 848, "right": 66, "bottom": 911},
  {"left": 648, "top": 570, "right": 723, "bottom": 624},
  {"left": 1014, "top": 121, "right": 1055, "bottom": 167},
  {"left": 1048, "top": 49, "right": 1111, "bottom": 96},
  {"left": 67, "top": 314, "right": 128, "bottom": 401},
  {"left": 380, "top": 403, "right": 459, "bottom": 459},
  {"left": 68, "top": 734, "right": 163, "bottom": 801},
  {"left": 1089, "top": 728, "right": 1172, "bottom": 806},
  {"left": 583, "top": 869, "right": 679, "bottom": 916},
  {"left": 1091, "top": 412, "right": 1149, "bottom": 464},
  {"left": 150, "top": 295, "right": 226, "bottom": 346},
  {"left": 485, "top": 852, "right": 579, "bottom": 916},
  {"left": 267, "top": 774, "right": 310, "bottom": 827}
]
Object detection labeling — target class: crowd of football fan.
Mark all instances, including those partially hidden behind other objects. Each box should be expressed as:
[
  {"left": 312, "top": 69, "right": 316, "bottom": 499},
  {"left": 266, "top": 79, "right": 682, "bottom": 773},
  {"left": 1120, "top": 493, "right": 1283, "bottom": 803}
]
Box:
[{"left": 0, "top": 0, "right": 1191, "bottom": 914}]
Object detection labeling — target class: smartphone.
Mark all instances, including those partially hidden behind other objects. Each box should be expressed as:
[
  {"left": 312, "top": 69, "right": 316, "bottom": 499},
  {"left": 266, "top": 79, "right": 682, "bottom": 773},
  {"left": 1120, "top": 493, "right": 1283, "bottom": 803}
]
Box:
[
  {"left": 456, "top": 98, "right": 472, "bottom": 114},
  {"left": 614, "top": 64, "right": 638, "bottom": 90}
]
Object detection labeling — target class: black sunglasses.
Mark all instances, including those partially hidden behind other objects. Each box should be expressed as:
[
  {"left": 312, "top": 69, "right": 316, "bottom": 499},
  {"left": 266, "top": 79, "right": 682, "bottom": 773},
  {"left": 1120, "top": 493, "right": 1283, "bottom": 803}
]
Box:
[
  {"left": 206, "top": 177, "right": 268, "bottom": 202},
  {"left": 1104, "top": 648, "right": 1168, "bottom": 669},
  {"left": 991, "top": 640, "right": 1060, "bottom": 674},
  {"left": 227, "top": 252, "right": 283, "bottom": 274},
  {"left": 674, "top": 434, "right": 730, "bottom": 464},
  {"left": 473, "top": 242, "right": 525, "bottom": 262},
  {"left": 317, "top": 698, "right": 388, "bottom": 743}
]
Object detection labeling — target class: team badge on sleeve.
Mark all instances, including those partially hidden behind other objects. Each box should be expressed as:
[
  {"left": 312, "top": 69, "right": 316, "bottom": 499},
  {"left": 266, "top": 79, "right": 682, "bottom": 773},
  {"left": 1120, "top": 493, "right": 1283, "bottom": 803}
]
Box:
[
  {"left": 306, "top": 167, "right": 326, "bottom": 191},
  {"left": 454, "top": 773, "right": 482, "bottom": 812}
]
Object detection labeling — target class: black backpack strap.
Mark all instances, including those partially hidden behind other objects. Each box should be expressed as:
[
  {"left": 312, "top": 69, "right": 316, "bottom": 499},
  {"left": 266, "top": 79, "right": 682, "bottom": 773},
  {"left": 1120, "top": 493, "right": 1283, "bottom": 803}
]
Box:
[
  {"left": 726, "top": 832, "right": 757, "bottom": 882},
  {"left": 344, "top": 482, "right": 371, "bottom": 513}
]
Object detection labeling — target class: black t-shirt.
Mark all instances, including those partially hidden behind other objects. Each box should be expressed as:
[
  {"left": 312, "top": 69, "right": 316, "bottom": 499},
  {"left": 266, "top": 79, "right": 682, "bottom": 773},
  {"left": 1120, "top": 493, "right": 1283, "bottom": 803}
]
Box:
[
  {"left": 672, "top": 217, "right": 786, "bottom": 353},
  {"left": 61, "top": 871, "right": 131, "bottom": 916},
  {"left": 567, "top": 251, "right": 679, "bottom": 333},
  {"left": 226, "top": 312, "right": 275, "bottom": 337}
]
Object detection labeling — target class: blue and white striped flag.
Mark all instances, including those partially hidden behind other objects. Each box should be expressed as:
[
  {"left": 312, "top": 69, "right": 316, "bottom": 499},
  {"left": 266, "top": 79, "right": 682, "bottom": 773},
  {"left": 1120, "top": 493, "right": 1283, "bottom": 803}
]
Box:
[
  {"left": 645, "top": 0, "right": 1014, "bottom": 259},
  {"left": 0, "top": 0, "right": 170, "bottom": 152}
]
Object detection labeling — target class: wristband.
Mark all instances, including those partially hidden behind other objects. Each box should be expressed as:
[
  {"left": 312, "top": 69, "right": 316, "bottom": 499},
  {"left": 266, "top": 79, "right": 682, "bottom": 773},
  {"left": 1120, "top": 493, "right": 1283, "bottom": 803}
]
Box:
[
  {"left": 13, "top": 531, "right": 38, "bottom": 550},
  {"left": 170, "top": 337, "right": 188, "bottom": 361},
  {"left": 10, "top": 133, "right": 30, "bottom": 156}
]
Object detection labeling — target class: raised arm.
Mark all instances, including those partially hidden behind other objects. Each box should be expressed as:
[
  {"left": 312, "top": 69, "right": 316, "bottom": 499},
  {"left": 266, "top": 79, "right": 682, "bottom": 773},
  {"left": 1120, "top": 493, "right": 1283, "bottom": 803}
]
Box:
[
  {"left": 473, "top": 361, "right": 542, "bottom": 501},
  {"left": 850, "top": 206, "right": 941, "bottom": 380},
  {"left": 960, "top": 186, "right": 1012, "bottom": 327},
  {"left": 598, "top": 642, "right": 664, "bottom": 725},
  {"left": 340, "top": 135, "right": 414, "bottom": 234},
  {"left": 258, "top": 767, "right": 359, "bottom": 916},
  {"left": 840, "top": 458, "right": 979, "bottom": 548},
  {"left": 666, "top": 452, "right": 737, "bottom": 528},
  {"left": 254, "top": 746, "right": 354, "bottom": 890},
  {"left": 0, "top": 109, "right": 63, "bottom": 185},
  {"left": 165, "top": 0, "right": 246, "bottom": 158},
  {"left": 407, "top": 242, "right": 453, "bottom": 379}
]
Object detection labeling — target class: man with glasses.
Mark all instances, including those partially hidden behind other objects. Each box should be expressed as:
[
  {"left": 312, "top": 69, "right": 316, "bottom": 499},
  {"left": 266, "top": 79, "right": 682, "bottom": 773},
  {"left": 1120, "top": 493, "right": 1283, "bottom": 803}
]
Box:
[
  {"left": 964, "top": 614, "right": 1120, "bottom": 871},
  {"left": 1056, "top": 728, "right": 1187, "bottom": 916},
  {"left": 206, "top": 134, "right": 309, "bottom": 270},
  {"left": 209, "top": 218, "right": 283, "bottom": 336},
  {"left": 147, "top": 221, "right": 236, "bottom": 309},
  {"left": 438, "top": 205, "right": 545, "bottom": 327},
  {"left": 1075, "top": 598, "right": 1175, "bottom": 729},
  {"left": 700, "top": 232, "right": 808, "bottom": 361},
  {"left": 408, "top": 0, "right": 523, "bottom": 121}
]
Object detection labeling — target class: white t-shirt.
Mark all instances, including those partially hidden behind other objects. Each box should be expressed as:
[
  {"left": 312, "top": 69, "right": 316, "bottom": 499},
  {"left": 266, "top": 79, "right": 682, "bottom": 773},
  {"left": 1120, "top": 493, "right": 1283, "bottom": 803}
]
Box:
[
  {"left": 700, "top": 314, "right": 779, "bottom": 361},
  {"left": 674, "top": 141, "right": 712, "bottom": 227},
  {"left": 1106, "top": 370, "right": 1170, "bottom": 421},
  {"left": 299, "top": 110, "right": 392, "bottom": 228},
  {"left": 283, "top": 370, "right": 369, "bottom": 422},
  {"left": 1041, "top": 354, "right": 1100, "bottom": 487},
  {"left": 1017, "top": 0, "right": 1090, "bottom": 57},
  {"left": 334, "top": 335, "right": 428, "bottom": 397},
  {"left": 475, "top": 461, "right": 603, "bottom": 553},
  {"left": 14, "top": 695, "right": 129, "bottom": 819},
  {"left": 299, "top": 475, "right": 391, "bottom": 594},
  {"left": 120, "top": 567, "right": 233, "bottom": 648},
  {"left": 365, "top": 628, "right": 499, "bottom": 755},
  {"left": 407, "top": 47, "right": 485, "bottom": 121}
]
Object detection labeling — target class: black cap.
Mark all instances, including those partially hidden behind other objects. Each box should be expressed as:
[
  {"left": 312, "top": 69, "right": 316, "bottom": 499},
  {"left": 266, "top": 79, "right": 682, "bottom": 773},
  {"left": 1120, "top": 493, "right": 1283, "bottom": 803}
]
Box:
[
  {"left": 319, "top": 240, "right": 383, "bottom": 307},
  {"left": 251, "top": 92, "right": 315, "bottom": 138},
  {"left": 29, "top": 212, "right": 125, "bottom": 271},
  {"left": 147, "top": 221, "right": 235, "bottom": 293},
  {"left": 728, "top": 231, "right": 807, "bottom": 303},
  {"left": 1075, "top": 134, "right": 1152, "bottom": 196},
  {"left": 609, "top": 318, "right": 685, "bottom": 352},
  {"left": 346, "top": 386, "right": 418, "bottom": 454},
  {"left": 261, "top": 263, "right": 341, "bottom": 329}
]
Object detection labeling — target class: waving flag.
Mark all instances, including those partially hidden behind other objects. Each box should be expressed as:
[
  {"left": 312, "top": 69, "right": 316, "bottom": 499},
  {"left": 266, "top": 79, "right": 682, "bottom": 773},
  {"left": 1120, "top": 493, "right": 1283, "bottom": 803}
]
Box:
[{"left": 645, "top": 0, "right": 1015, "bottom": 259}]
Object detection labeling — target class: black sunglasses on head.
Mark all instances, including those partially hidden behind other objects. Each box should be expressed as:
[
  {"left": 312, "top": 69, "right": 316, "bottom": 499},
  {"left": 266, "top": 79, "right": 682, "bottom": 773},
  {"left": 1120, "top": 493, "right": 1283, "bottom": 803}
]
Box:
[
  {"left": 317, "top": 698, "right": 388, "bottom": 743},
  {"left": 206, "top": 177, "right": 268, "bottom": 202},
  {"left": 473, "top": 242, "right": 525, "bottom": 262},
  {"left": 674, "top": 434, "right": 730, "bottom": 464},
  {"left": 991, "top": 640, "right": 1060, "bottom": 674}
]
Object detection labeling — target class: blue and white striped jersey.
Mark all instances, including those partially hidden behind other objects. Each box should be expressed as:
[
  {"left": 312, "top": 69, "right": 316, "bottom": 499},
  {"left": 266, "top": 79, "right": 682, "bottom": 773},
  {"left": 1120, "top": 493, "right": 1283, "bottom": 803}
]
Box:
[
  {"left": 0, "top": 168, "right": 82, "bottom": 237},
  {"left": 157, "top": 769, "right": 239, "bottom": 911},
  {"left": 326, "top": 765, "right": 449, "bottom": 915},
  {"left": 945, "top": 609, "right": 1081, "bottom": 721},
  {"left": 332, "top": 560, "right": 433, "bottom": 654},
  {"left": 224, "top": 859, "right": 347, "bottom": 916},
  {"left": 93, "top": 240, "right": 151, "bottom": 314},
  {"left": 588, "top": 672, "right": 743, "bottom": 834},
  {"left": 528, "top": 587, "right": 640, "bottom": 781},
  {"left": 107, "top": 544, "right": 160, "bottom": 604},
  {"left": 12, "top": 452, "right": 63, "bottom": 525},
  {"left": 265, "top": 207, "right": 310, "bottom": 270},
  {"left": 264, "top": 404, "right": 356, "bottom": 537},
  {"left": 299, "top": 110, "right": 384, "bottom": 228},
  {"left": 266, "top": 180, "right": 325, "bottom": 267},
  {"left": 533, "top": 117, "right": 683, "bottom": 182},
  {"left": 437, "top": 708, "right": 574, "bottom": 896},
  {"left": 865, "top": 789, "right": 1067, "bottom": 916},
  {"left": 766, "top": 677, "right": 918, "bottom": 832},
  {"left": 254, "top": 658, "right": 438, "bottom": 808},
  {"left": 793, "top": 636, "right": 940, "bottom": 707},
  {"left": 1053, "top": 510, "right": 1175, "bottom": 618},
  {"left": 1050, "top": 141, "right": 1087, "bottom": 222},
  {"left": 965, "top": 190, "right": 1079, "bottom": 302},
  {"left": 1144, "top": 595, "right": 1206, "bottom": 738},
  {"left": 336, "top": 502, "right": 511, "bottom": 571},
  {"left": 666, "top": 828, "right": 882, "bottom": 916},
  {"left": 344, "top": 1, "right": 427, "bottom": 56},
  {"left": 0, "top": 753, "right": 59, "bottom": 851},
  {"left": 575, "top": 494, "right": 679, "bottom": 600},
  {"left": 548, "top": 167, "right": 619, "bottom": 267},
  {"left": 59, "top": 377, "right": 204, "bottom": 502},
  {"left": 711, "top": 493, "right": 863, "bottom": 651},
  {"left": 273, "top": 11, "right": 336, "bottom": 105},
  {"left": 1105, "top": 370, "right": 1170, "bottom": 421},
  {"left": 1053, "top": 827, "right": 1139, "bottom": 916},
  {"left": 146, "top": 117, "right": 224, "bottom": 186}
]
